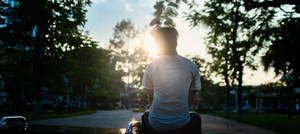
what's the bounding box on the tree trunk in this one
[31,0,43,117]
[224,39,230,118]
[287,86,292,119]
[237,65,243,121]
[225,81,230,118]
[32,0,48,116]
[32,24,43,117]
[231,1,243,121]
[287,80,294,119]
[284,73,294,119]
[225,80,230,118]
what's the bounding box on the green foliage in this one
[132,107,147,113]
[130,45,151,88]
[187,56,226,109]
[150,0,180,27]
[109,19,137,49]
[109,19,138,74]
[262,17,300,82]
[0,0,93,102]
[0,0,123,111]
[109,19,151,89]
[185,0,276,85]
[64,46,123,101]
[183,0,278,120]
[188,55,214,88]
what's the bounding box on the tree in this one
[243,0,300,12]
[109,19,137,75]
[189,56,214,88]
[0,0,93,115]
[130,45,151,88]
[241,0,300,119]
[149,0,232,114]
[109,19,138,108]
[0,0,37,114]
[64,46,123,108]
[189,56,234,112]
[150,0,180,27]
[183,0,276,121]
[262,17,299,83]
[149,0,233,117]
[262,17,300,118]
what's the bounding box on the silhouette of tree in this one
[0,0,93,115]
[262,18,299,82]
[241,0,300,119]
[262,17,300,118]
[243,0,300,12]
[189,56,214,88]
[182,0,276,121]
[150,0,179,27]
[64,46,123,108]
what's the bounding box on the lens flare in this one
[119,128,126,134]
[130,118,137,122]
[143,34,157,57]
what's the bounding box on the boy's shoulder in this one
[148,55,197,68]
[177,56,198,68]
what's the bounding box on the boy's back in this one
[142,55,201,131]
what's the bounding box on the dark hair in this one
[151,27,178,49]
[151,27,179,40]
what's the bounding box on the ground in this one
[31,110,277,134]
[201,114,277,134]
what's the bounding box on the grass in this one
[200,112,300,134]
[0,109,96,121]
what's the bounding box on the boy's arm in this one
[189,64,202,107]
[188,90,198,106]
[146,89,153,106]
[142,64,153,106]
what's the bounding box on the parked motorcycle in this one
[0,116,28,133]
[125,120,141,134]
[125,114,202,134]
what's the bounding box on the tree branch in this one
[244,0,300,10]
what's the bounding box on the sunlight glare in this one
[143,33,157,57]
[131,118,137,122]
[119,128,126,134]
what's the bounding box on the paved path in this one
[32,110,277,134]
[201,115,277,134]
[32,110,143,128]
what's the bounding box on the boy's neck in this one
[158,49,178,56]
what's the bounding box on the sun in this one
[143,33,157,57]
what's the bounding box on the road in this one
[32,110,277,134]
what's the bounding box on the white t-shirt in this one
[142,55,201,131]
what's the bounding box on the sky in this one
[85,0,278,85]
